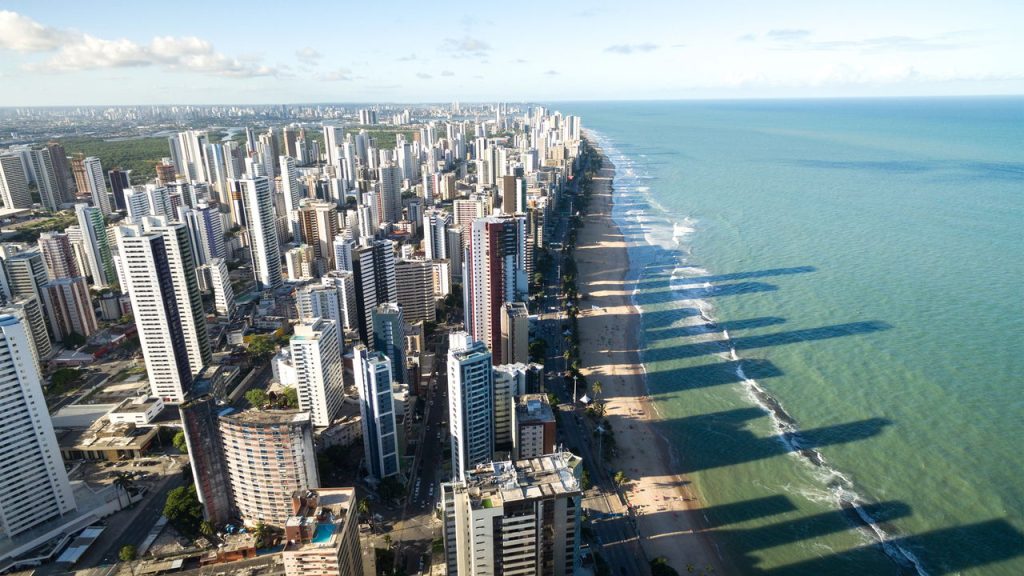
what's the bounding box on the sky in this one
[0,0,1021,105]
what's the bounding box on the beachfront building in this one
[512,394,556,460]
[219,409,320,527]
[441,452,583,576]
[448,332,494,480]
[281,488,363,576]
[464,215,528,357]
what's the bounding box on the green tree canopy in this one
[172,431,188,454]
[245,389,269,408]
[163,485,203,536]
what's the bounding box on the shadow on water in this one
[637,408,891,474]
[648,359,784,393]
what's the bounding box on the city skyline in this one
[1,1,1022,106]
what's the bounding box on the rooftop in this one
[221,408,309,427]
[458,452,582,511]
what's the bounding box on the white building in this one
[208,257,235,317]
[441,452,582,576]
[290,318,345,428]
[75,204,115,288]
[447,332,494,480]
[82,157,113,216]
[241,176,282,290]
[116,219,211,403]
[0,314,77,539]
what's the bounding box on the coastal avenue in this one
[537,168,652,576]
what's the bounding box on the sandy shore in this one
[574,149,726,575]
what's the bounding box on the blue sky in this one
[0,0,1021,105]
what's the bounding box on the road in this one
[75,463,187,570]
[390,334,450,575]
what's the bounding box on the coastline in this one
[574,141,728,574]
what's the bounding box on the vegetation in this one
[119,545,138,576]
[48,368,84,395]
[253,522,271,548]
[651,557,682,576]
[280,387,298,408]
[613,470,629,487]
[529,339,547,363]
[3,211,79,243]
[163,485,203,537]
[378,476,405,502]
[244,388,269,408]
[63,331,87,348]
[581,468,592,491]
[56,136,170,182]
[244,333,279,359]
[345,128,416,150]
[172,431,189,454]
[113,472,135,509]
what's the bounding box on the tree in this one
[591,380,602,398]
[113,472,134,509]
[245,389,269,408]
[253,522,270,548]
[163,485,203,536]
[119,545,138,576]
[358,498,370,519]
[529,339,547,363]
[64,331,86,348]
[200,520,215,540]
[383,534,392,550]
[49,368,82,393]
[281,387,298,408]
[613,470,629,487]
[172,431,188,454]
[650,557,681,576]
[245,333,278,359]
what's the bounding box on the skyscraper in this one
[38,232,80,279]
[0,314,77,539]
[28,148,61,211]
[279,155,302,240]
[45,142,73,204]
[372,303,406,384]
[423,209,451,261]
[465,215,528,355]
[351,240,396,343]
[82,157,113,216]
[75,203,115,287]
[42,276,98,342]
[298,200,339,274]
[498,302,529,365]
[378,164,403,224]
[179,394,232,526]
[219,409,319,526]
[447,332,494,480]
[241,176,282,290]
[0,154,32,209]
[108,168,131,211]
[282,488,363,576]
[207,257,235,317]
[290,318,345,428]
[395,258,436,325]
[441,452,582,576]
[117,219,211,403]
[168,130,210,184]
[353,345,400,481]
[295,275,354,345]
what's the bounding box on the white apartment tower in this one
[290,318,345,428]
[241,176,283,290]
[117,219,211,403]
[447,332,494,480]
[82,157,113,216]
[0,314,76,539]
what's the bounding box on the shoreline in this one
[574,140,729,574]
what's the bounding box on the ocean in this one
[561,98,1024,575]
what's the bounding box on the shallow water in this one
[563,98,1024,575]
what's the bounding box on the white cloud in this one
[605,43,659,55]
[295,47,321,64]
[5,10,276,78]
[440,36,491,57]
[0,10,64,51]
[441,70,455,76]
[416,72,433,79]
[320,67,354,81]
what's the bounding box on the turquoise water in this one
[563,98,1024,575]
[312,521,336,543]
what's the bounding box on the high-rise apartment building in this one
[0,314,77,539]
[28,148,61,211]
[219,410,320,527]
[75,204,115,287]
[207,257,235,317]
[179,394,233,526]
[42,276,98,342]
[423,209,451,261]
[82,157,113,216]
[282,488,363,576]
[465,215,528,356]
[395,258,436,325]
[371,303,406,384]
[298,200,339,274]
[295,274,354,345]
[241,176,282,290]
[378,164,403,224]
[352,345,400,481]
[448,332,494,480]
[279,155,302,240]
[351,240,396,343]
[441,452,582,576]
[108,168,131,212]
[498,302,529,366]
[290,318,345,428]
[512,394,556,460]
[117,219,211,403]
[0,154,32,209]
[38,232,80,279]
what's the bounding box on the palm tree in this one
[591,380,602,399]
[358,498,370,519]
[383,534,392,550]
[253,523,270,548]
[119,545,137,576]
[113,472,134,509]
[200,521,215,540]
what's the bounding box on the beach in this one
[574,148,725,574]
